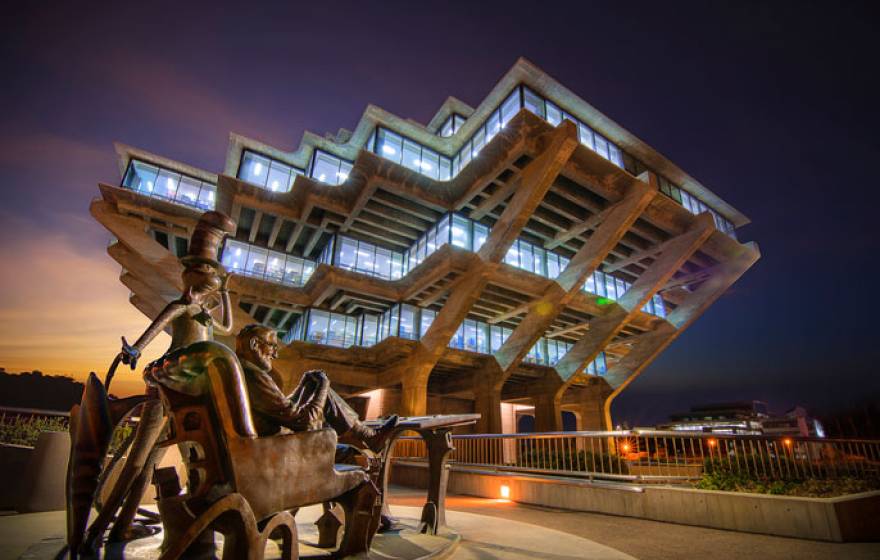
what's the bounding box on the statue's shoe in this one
[365,415,399,453]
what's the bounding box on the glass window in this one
[391,253,404,279]
[355,240,375,275]
[337,237,358,270]
[265,250,285,282]
[360,314,378,346]
[436,215,451,248]
[176,176,201,204]
[485,110,501,141]
[266,161,289,192]
[337,161,352,183]
[578,123,595,150]
[439,157,451,181]
[546,101,562,126]
[605,275,618,300]
[520,242,534,273]
[240,151,270,187]
[464,320,478,352]
[476,322,489,353]
[451,215,470,248]
[460,140,472,167]
[399,305,417,340]
[490,326,504,353]
[419,309,435,338]
[472,128,486,157]
[374,246,392,279]
[123,160,159,194]
[505,242,519,266]
[523,87,545,118]
[584,271,596,294]
[421,149,440,179]
[440,118,454,138]
[154,169,180,200]
[197,183,216,209]
[473,223,488,251]
[245,246,269,278]
[594,135,610,160]
[616,278,628,299]
[548,253,561,279]
[500,89,521,126]
[402,139,421,172]
[376,129,403,163]
[307,310,330,344]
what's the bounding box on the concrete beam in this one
[600,242,760,428]
[383,121,579,416]
[554,213,715,384]
[491,179,656,384]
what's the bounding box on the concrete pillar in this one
[533,391,563,433]
[473,376,503,434]
[400,372,430,417]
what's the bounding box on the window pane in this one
[402,139,421,172]
[267,161,290,192]
[500,89,520,126]
[451,215,470,248]
[473,223,488,251]
[399,305,417,340]
[155,169,181,200]
[578,123,595,150]
[375,247,391,279]
[245,246,269,278]
[523,87,545,118]
[175,176,201,205]
[377,129,403,163]
[355,240,375,275]
[307,310,329,344]
[419,309,435,338]
[123,161,159,193]
[546,101,562,126]
[197,183,216,209]
[311,152,339,184]
[265,250,285,282]
[240,151,270,186]
[337,237,358,270]
[361,314,378,346]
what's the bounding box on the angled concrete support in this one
[532,375,566,433]
[554,212,716,385]
[382,122,579,417]
[601,242,761,428]
[492,178,657,381]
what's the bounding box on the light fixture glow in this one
[207,191,214,201]
[253,162,263,176]
[166,177,175,190]
[499,485,510,499]
[146,181,154,192]
[235,248,242,256]
[319,173,327,181]
[271,180,279,191]
[381,145,396,156]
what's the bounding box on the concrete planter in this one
[0,443,34,509]
[391,460,880,542]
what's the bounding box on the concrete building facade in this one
[92,58,759,433]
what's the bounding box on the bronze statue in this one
[234,324,398,450]
[67,211,238,556]
[118,211,237,389]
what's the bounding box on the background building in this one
[660,401,825,437]
[92,58,758,433]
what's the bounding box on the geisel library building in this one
[92,58,759,434]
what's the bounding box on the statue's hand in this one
[120,336,141,370]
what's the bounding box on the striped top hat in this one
[180,211,237,270]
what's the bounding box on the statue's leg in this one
[84,399,165,548]
[108,445,167,542]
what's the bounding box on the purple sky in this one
[1,1,878,424]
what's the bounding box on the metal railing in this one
[391,430,880,484]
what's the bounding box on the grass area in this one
[0,413,132,452]
[0,414,68,447]
[695,458,880,497]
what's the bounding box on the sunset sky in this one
[1,1,878,423]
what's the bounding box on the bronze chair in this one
[149,340,381,559]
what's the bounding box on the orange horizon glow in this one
[0,225,169,397]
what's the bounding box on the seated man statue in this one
[235,324,397,452]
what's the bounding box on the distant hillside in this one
[0,368,85,412]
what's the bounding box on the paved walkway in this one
[387,487,880,560]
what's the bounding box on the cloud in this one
[0,221,169,396]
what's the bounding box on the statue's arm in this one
[120,302,186,368]
[212,275,234,336]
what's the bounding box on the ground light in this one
[499,485,511,500]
